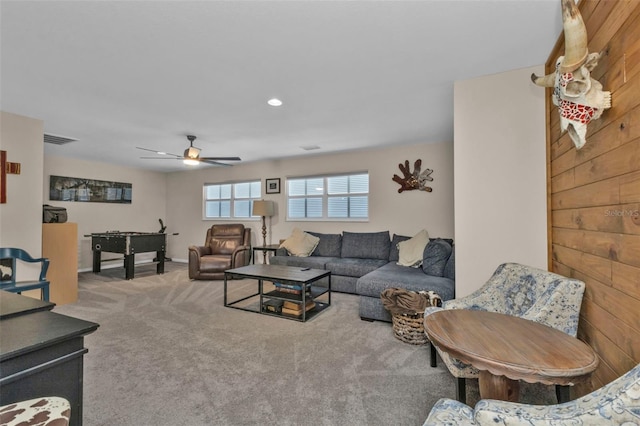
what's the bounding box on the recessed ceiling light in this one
[267,98,283,107]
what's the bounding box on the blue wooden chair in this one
[0,247,50,301]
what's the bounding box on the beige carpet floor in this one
[54,262,458,426]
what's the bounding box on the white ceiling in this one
[1,0,563,172]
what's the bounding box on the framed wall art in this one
[265,178,280,194]
[49,175,132,203]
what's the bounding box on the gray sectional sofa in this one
[269,230,455,322]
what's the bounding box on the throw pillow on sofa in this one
[388,234,411,262]
[397,229,429,267]
[422,239,452,276]
[443,245,455,280]
[280,228,320,257]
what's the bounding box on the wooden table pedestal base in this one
[479,370,520,402]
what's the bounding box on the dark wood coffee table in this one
[424,309,598,401]
[224,264,331,322]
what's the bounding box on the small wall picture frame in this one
[265,178,281,194]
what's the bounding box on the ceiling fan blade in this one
[137,147,184,158]
[199,159,234,167]
[199,156,241,161]
[136,146,160,153]
[139,157,185,160]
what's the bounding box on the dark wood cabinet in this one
[0,290,54,319]
[0,291,98,426]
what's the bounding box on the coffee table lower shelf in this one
[224,264,332,322]
[261,287,330,321]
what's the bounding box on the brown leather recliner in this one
[188,224,251,280]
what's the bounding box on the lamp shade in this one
[253,200,274,217]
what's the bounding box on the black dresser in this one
[0,290,99,426]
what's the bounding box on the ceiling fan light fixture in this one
[183,158,199,166]
[138,134,239,167]
[184,146,201,159]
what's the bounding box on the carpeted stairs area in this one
[53,262,456,426]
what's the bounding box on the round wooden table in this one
[424,309,599,401]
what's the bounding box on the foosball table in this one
[89,231,166,280]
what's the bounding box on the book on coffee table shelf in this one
[273,287,308,295]
[282,299,316,317]
[273,282,313,290]
[272,281,314,296]
[262,299,284,314]
[274,282,304,290]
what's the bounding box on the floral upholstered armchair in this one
[423,363,640,425]
[424,263,586,402]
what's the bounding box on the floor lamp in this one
[253,200,275,263]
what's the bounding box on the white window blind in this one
[287,173,369,221]
[204,180,261,219]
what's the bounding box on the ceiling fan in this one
[137,135,241,167]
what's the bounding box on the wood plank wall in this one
[546,0,640,394]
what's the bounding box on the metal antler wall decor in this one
[392,159,433,193]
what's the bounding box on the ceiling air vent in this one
[44,133,77,145]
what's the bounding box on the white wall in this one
[453,65,547,297]
[166,141,454,262]
[5,68,545,291]
[44,156,167,270]
[0,112,44,253]
[0,111,45,283]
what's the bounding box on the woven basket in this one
[391,312,428,345]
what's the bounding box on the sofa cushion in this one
[279,228,320,257]
[331,275,359,294]
[356,262,455,301]
[397,229,429,267]
[269,255,336,270]
[341,231,390,260]
[388,234,411,262]
[422,239,452,277]
[326,258,388,278]
[307,232,342,257]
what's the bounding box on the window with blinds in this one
[204,180,261,219]
[287,173,369,220]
